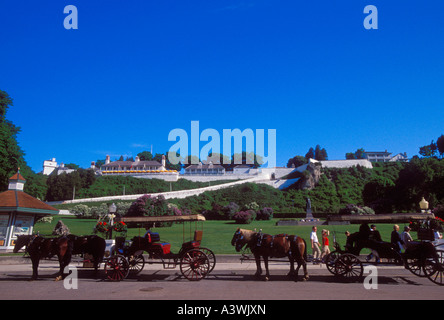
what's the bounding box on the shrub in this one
[433,204,444,220]
[257,207,273,220]
[339,204,375,215]
[72,204,92,218]
[233,211,253,224]
[224,202,239,220]
[89,204,109,219]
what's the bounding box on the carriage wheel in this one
[104,255,130,281]
[334,254,363,281]
[180,249,210,281]
[424,249,444,286]
[199,247,216,273]
[128,254,145,274]
[405,257,427,277]
[324,251,340,275]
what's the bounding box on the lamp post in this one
[108,203,117,239]
[419,197,429,213]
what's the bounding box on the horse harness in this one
[28,235,71,259]
[256,232,298,255]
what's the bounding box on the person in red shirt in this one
[320,229,330,262]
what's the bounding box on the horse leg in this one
[93,254,101,277]
[30,255,39,281]
[288,254,296,278]
[300,246,309,281]
[254,253,263,278]
[55,241,72,281]
[302,259,309,281]
[93,257,99,276]
[263,256,270,281]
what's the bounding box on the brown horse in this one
[13,235,72,281]
[231,228,309,281]
[67,234,106,275]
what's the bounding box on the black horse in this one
[13,235,72,281]
[68,235,106,275]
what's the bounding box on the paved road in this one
[0,258,443,301]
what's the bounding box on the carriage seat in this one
[181,230,203,250]
[417,228,435,241]
[145,232,160,243]
[151,242,171,254]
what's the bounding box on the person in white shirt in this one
[310,226,321,264]
[401,226,414,249]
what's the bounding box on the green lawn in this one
[33,217,415,255]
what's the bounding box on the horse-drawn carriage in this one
[324,220,444,285]
[104,214,216,281]
[13,214,215,282]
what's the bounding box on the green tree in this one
[305,147,315,160]
[392,157,444,211]
[345,152,356,159]
[0,90,31,191]
[46,169,96,201]
[345,148,365,160]
[436,134,444,158]
[363,176,395,213]
[137,151,153,161]
[64,163,80,169]
[419,141,438,158]
[287,155,307,168]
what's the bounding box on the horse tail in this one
[302,238,308,262]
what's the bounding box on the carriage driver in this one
[366,225,382,263]
[144,223,155,238]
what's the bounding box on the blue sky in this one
[1,0,443,172]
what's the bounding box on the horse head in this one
[13,235,34,253]
[231,228,252,252]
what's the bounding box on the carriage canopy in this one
[121,214,206,225]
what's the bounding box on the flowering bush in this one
[224,202,240,220]
[233,211,253,224]
[94,221,109,233]
[339,204,375,215]
[433,204,444,220]
[112,221,127,233]
[410,218,444,232]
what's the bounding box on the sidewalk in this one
[0,254,405,271]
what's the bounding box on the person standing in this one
[310,226,321,264]
[320,229,330,262]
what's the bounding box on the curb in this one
[0,254,244,265]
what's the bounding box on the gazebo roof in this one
[0,190,59,215]
[0,171,58,215]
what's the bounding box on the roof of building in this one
[185,164,225,170]
[9,172,26,181]
[1,171,58,215]
[0,190,58,214]
[101,160,162,168]
[365,151,392,155]
[234,164,253,168]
